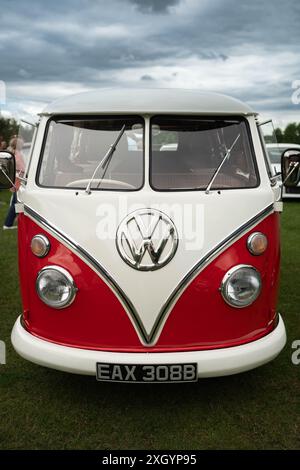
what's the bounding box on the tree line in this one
[275,123,300,144]
[0,116,33,145]
[0,116,19,142]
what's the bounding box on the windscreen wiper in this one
[205,133,240,194]
[85,124,126,194]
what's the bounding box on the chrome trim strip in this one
[24,203,274,346]
[24,205,149,345]
[147,204,274,343]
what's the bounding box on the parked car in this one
[1,89,299,381]
[160,143,178,151]
[266,143,300,199]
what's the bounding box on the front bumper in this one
[11,315,286,378]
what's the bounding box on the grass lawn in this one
[0,192,299,450]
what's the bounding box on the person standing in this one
[0,140,7,150]
[3,137,25,230]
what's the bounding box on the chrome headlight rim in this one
[220,264,262,308]
[36,265,77,309]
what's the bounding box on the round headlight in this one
[31,234,50,258]
[220,265,261,308]
[36,266,77,309]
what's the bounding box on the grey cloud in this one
[0,0,299,122]
[140,74,155,81]
[128,0,180,14]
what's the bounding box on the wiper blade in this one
[205,133,240,194]
[85,124,126,194]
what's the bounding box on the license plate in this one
[96,363,198,383]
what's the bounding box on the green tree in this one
[283,122,300,144]
[0,116,19,144]
[0,116,34,147]
[275,127,284,143]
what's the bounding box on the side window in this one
[18,119,38,177]
[257,120,276,178]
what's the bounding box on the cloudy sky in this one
[1,0,300,127]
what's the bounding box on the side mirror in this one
[281,149,300,187]
[0,151,16,189]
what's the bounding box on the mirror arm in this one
[0,164,17,190]
[17,174,27,183]
[281,161,300,186]
[269,174,280,185]
[270,172,281,181]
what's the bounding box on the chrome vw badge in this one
[116,209,178,271]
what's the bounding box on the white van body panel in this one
[18,116,276,344]
[11,90,286,378]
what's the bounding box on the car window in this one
[38,116,144,190]
[150,116,259,191]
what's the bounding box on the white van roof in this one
[41,88,255,116]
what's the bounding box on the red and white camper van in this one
[1,89,299,382]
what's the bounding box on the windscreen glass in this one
[38,116,144,190]
[150,116,258,190]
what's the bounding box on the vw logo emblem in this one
[116,209,178,271]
